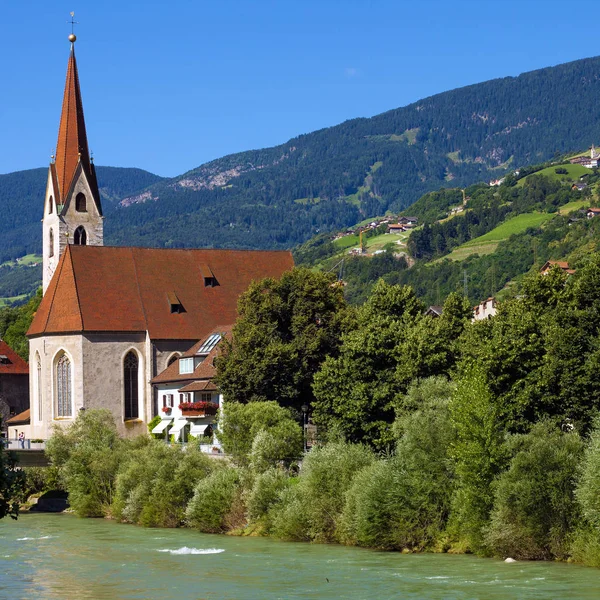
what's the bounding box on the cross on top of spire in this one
[67,11,78,42]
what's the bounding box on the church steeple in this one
[53,36,100,207]
[55,40,91,202]
[42,33,104,294]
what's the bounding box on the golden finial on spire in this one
[68,11,78,42]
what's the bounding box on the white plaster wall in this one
[28,334,83,440]
[81,333,147,438]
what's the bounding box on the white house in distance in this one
[473,297,497,321]
[151,327,231,452]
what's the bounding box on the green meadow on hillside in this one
[517,163,590,186]
[442,212,555,261]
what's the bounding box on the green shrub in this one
[572,416,600,566]
[575,416,600,528]
[449,367,506,551]
[341,393,454,550]
[571,526,600,567]
[45,409,126,517]
[113,440,214,527]
[249,422,302,474]
[246,468,292,530]
[140,445,215,527]
[147,415,162,438]
[270,442,374,542]
[485,421,583,560]
[217,401,301,466]
[186,467,241,533]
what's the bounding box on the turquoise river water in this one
[0,513,599,599]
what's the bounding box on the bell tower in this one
[43,33,103,293]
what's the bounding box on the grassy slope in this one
[442,213,555,261]
[516,164,590,186]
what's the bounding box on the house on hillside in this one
[26,34,294,441]
[569,145,600,169]
[0,340,29,437]
[539,261,575,275]
[587,208,600,219]
[151,327,230,452]
[425,306,443,318]
[473,297,497,321]
[398,217,418,226]
[387,223,404,234]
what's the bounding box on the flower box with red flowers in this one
[178,401,218,417]
[161,406,172,414]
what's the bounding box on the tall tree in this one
[215,268,349,411]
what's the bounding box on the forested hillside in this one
[106,55,600,250]
[0,167,164,263]
[296,160,600,305]
[4,55,600,300]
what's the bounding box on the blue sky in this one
[1,0,598,177]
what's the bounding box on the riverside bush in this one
[449,367,506,551]
[248,423,303,473]
[270,442,374,542]
[341,391,454,550]
[112,440,173,524]
[217,401,301,466]
[139,445,215,527]
[45,409,126,517]
[246,468,292,530]
[113,441,214,527]
[186,467,241,533]
[485,421,583,560]
[572,416,600,566]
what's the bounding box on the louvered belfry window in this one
[124,351,139,419]
[56,354,72,417]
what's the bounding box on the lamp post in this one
[301,404,309,453]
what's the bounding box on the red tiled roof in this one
[178,381,218,393]
[28,247,292,339]
[540,260,576,275]
[6,409,30,425]
[0,341,29,375]
[151,326,232,384]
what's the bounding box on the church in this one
[26,34,294,439]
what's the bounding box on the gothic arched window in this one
[56,353,72,417]
[167,353,180,367]
[49,229,54,258]
[74,226,87,245]
[49,195,54,214]
[36,353,42,422]
[75,192,87,212]
[124,351,139,420]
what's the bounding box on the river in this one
[0,513,598,599]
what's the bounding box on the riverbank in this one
[3,513,599,600]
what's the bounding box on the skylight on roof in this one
[197,333,222,355]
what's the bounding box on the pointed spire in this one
[54,38,92,203]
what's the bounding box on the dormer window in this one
[167,291,184,314]
[0,355,10,365]
[200,264,218,287]
[179,357,194,374]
